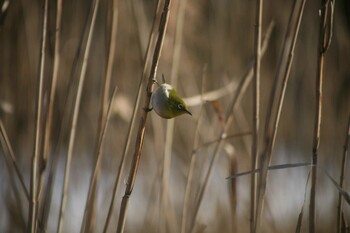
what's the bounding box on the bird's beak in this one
[185,109,192,116]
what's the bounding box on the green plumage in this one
[151,83,191,119]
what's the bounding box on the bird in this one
[150,79,192,119]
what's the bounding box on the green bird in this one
[151,82,192,119]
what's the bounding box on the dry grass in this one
[0,0,349,233]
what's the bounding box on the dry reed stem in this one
[116,1,172,232]
[37,0,62,230]
[188,22,274,233]
[102,1,162,232]
[226,162,312,179]
[234,106,253,156]
[337,115,349,233]
[251,0,263,231]
[255,0,306,231]
[38,4,96,231]
[180,110,204,233]
[130,0,148,55]
[27,0,48,232]
[180,65,206,233]
[82,0,119,232]
[39,0,62,197]
[228,149,238,233]
[0,120,29,199]
[195,132,252,151]
[57,0,101,232]
[183,79,237,107]
[295,171,311,233]
[79,87,118,233]
[161,0,187,232]
[0,120,27,229]
[310,1,334,232]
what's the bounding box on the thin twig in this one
[324,170,350,205]
[116,1,172,232]
[255,0,306,231]
[101,1,162,232]
[337,115,349,233]
[226,162,313,179]
[310,0,334,232]
[27,0,48,232]
[57,0,100,232]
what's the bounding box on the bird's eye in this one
[177,104,183,110]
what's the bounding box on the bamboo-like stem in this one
[255,0,306,231]
[27,0,48,232]
[79,87,118,233]
[337,115,350,233]
[161,0,186,232]
[188,23,274,233]
[101,1,162,233]
[251,0,263,231]
[57,0,100,232]
[82,0,118,232]
[116,1,172,232]
[310,1,334,232]
[37,0,62,230]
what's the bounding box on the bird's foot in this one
[143,107,153,112]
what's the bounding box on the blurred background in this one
[0,0,349,232]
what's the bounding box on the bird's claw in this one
[143,107,153,112]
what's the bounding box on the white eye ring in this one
[177,104,183,110]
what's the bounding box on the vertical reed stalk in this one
[0,120,27,230]
[337,115,350,233]
[101,1,162,232]
[251,0,263,232]
[310,1,334,232]
[37,0,62,230]
[161,0,186,232]
[82,0,118,232]
[255,0,306,231]
[116,1,172,232]
[27,0,48,232]
[0,120,29,199]
[188,23,273,233]
[180,65,206,233]
[79,87,118,233]
[57,0,101,232]
[38,3,95,231]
